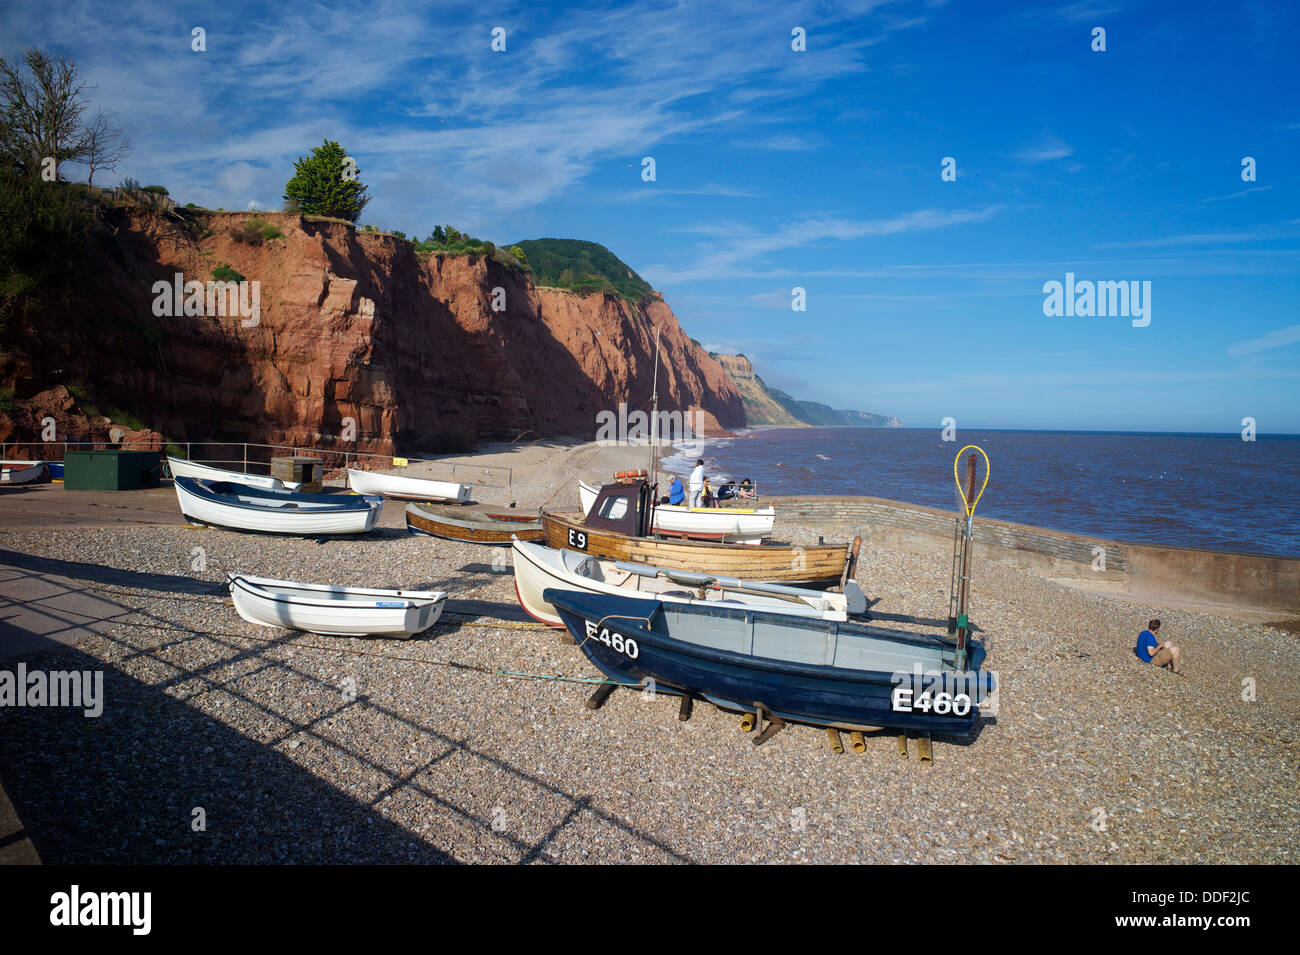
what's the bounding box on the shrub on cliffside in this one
[282,139,370,222]
[0,169,99,331]
[510,238,652,303]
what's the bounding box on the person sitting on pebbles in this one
[1135,618,1185,675]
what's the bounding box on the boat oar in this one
[658,570,829,608]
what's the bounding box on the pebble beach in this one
[1,439,1296,864]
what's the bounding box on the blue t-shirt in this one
[668,477,685,505]
[1135,629,1159,663]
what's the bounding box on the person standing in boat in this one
[1135,618,1185,675]
[668,474,686,505]
[688,458,705,508]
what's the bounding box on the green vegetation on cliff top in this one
[509,238,653,303]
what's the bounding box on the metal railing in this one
[0,440,514,492]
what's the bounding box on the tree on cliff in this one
[0,47,130,183]
[282,139,370,221]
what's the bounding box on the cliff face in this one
[711,352,900,428]
[0,211,746,453]
[710,354,804,427]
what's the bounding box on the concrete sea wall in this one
[769,495,1299,615]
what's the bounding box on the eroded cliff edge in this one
[0,211,746,454]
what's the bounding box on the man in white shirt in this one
[688,458,705,508]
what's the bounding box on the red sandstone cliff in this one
[0,211,746,454]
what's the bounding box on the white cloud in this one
[1228,325,1300,360]
[1015,135,1074,163]
[1201,185,1276,203]
[0,0,930,229]
[645,205,1003,283]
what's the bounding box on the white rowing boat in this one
[346,468,471,502]
[0,461,47,485]
[168,455,299,490]
[578,479,774,544]
[228,573,446,637]
[173,477,382,535]
[511,538,865,627]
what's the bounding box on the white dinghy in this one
[168,455,299,491]
[173,477,382,535]
[578,479,774,544]
[228,574,446,638]
[511,538,865,627]
[346,468,471,503]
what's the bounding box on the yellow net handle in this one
[953,445,990,516]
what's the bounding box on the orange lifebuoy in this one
[613,468,648,480]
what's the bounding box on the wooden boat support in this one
[826,728,844,754]
[751,704,786,746]
[586,681,618,710]
[917,733,934,764]
[842,536,863,590]
[677,695,693,722]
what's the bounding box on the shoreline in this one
[1,435,1296,863]
[652,429,1300,561]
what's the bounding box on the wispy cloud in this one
[1015,135,1074,163]
[1092,225,1300,249]
[1228,324,1300,359]
[1201,185,1276,203]
[646,206,1004,282]
[610,184,763,202]
[0,0,928,232]
[1056,3,1118,23]
[742,134,820,151]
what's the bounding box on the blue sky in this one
[5,0,1298,432]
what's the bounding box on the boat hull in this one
[579,480,773,543]
[545,589,991,735]
[406,502,543,544]
[0,462,48,485]
[511,539,849,627]
[347,468,471,503]
[228,574,445,637]
[174,478,382,535]
[541,510,847,588]
[168,456,295,490]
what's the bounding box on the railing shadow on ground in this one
[0,563,692,864]
[0,549,224,596]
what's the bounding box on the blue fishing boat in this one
[543,588,994,736]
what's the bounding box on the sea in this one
[661,428,1300,559]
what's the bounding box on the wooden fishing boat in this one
[544,588,993,736]
[543,478,856,589]
[0,461,47,484]
[512,538,865,627]
[578,479,774,543]
[405,501,542,544]
[173,477,383,535]
[228,573,446,638]
[347,468,471,503]
[168,455,298,490]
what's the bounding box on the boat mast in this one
[648,326,661,488]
